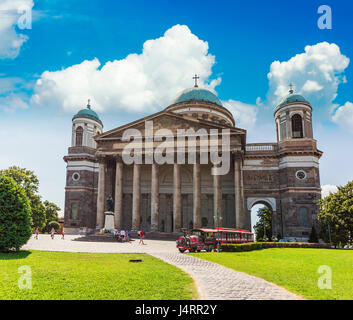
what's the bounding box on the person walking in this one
[139,230,145,245]
[125,230,130,242]
[120,229,125,242]
[50,227,55,239]
[35,228,39,240]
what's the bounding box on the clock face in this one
[296,170,307,181]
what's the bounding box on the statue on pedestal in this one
[107,195,114,212]
[104,195,115,232]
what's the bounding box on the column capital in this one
[96,154,107,164]
[114,154,123,163]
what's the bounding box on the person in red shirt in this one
[139,230,145,245]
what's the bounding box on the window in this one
[75,126,83,146]
[72,172,80,181]
[291,114,303,138]
[296,170,307,181]
[70,202,79,220]
[299,207,310,227]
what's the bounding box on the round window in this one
[72,172,80,181]
[296,170,307,181]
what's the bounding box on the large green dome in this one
[172,87,223,107]
[73,104,102,124]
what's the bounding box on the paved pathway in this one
[150,252,302,300]
[23,234,302,300]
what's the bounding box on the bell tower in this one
[63,100,103,234]
[275,84,313,142]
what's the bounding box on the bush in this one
[0,175,32,252]
[221,242,331,252]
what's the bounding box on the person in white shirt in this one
[120,229,125,241]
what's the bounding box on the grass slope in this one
[0,250,196,300]
[191,248,353,300]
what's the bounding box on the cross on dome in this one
[289,83,294,94]
[193,74,200,88]
[87,99,91,109]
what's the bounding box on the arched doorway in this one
[247,197,277,241]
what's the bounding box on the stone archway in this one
[246,197,277,239]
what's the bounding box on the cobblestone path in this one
[150,252,302,300]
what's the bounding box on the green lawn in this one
[0,250,196,300]
[191,248,353,300]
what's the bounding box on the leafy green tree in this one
[0,166,46,230]
[318,180,353,248]
[0,175,32,252]
[30,194,46,230]
[309,226,319,243]
[43,201,60,233]
[254,207,272,241]
[0,166,39,198]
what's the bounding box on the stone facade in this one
[63,87,323,240]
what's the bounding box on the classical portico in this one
[94,138,247,233]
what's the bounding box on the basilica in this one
[63,82,323,240]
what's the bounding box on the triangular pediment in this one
[96,111,245,141]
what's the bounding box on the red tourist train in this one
[176,227,255,253]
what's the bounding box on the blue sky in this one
[0,0,352,219]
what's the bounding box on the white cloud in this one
[0,0,33,59]
[321,185,338,198]
[302,80,323,93]
[0,92,28,112]
[267,42,350,109]
[32,25,221,114]
[222,100,258,129]
[332,101,353,130]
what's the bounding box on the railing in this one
[245,143,278,152]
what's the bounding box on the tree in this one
[309,226,319,243]
[1,166,47,230]
[43,201,60,233]
[0,175,32,252]
[30,194,46,230]
[0,166,39,198]
[318,180,353,248]
[253,207,272,241]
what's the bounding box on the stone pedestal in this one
[104,211,115,232]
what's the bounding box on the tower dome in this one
[71,100,103,148]
[73,101,102,125]
[274,85,313,141]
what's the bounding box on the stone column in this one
[193,162,201,228]
[132,163,141,230]
[173,163,182,232]
[234,156,246,229]
[151,163,159,231]
[114,158,123,229]
[96,160,106,228]
[213,164,222,228]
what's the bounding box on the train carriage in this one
[176,227,254,253]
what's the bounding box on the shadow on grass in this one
[0,250,32,260]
